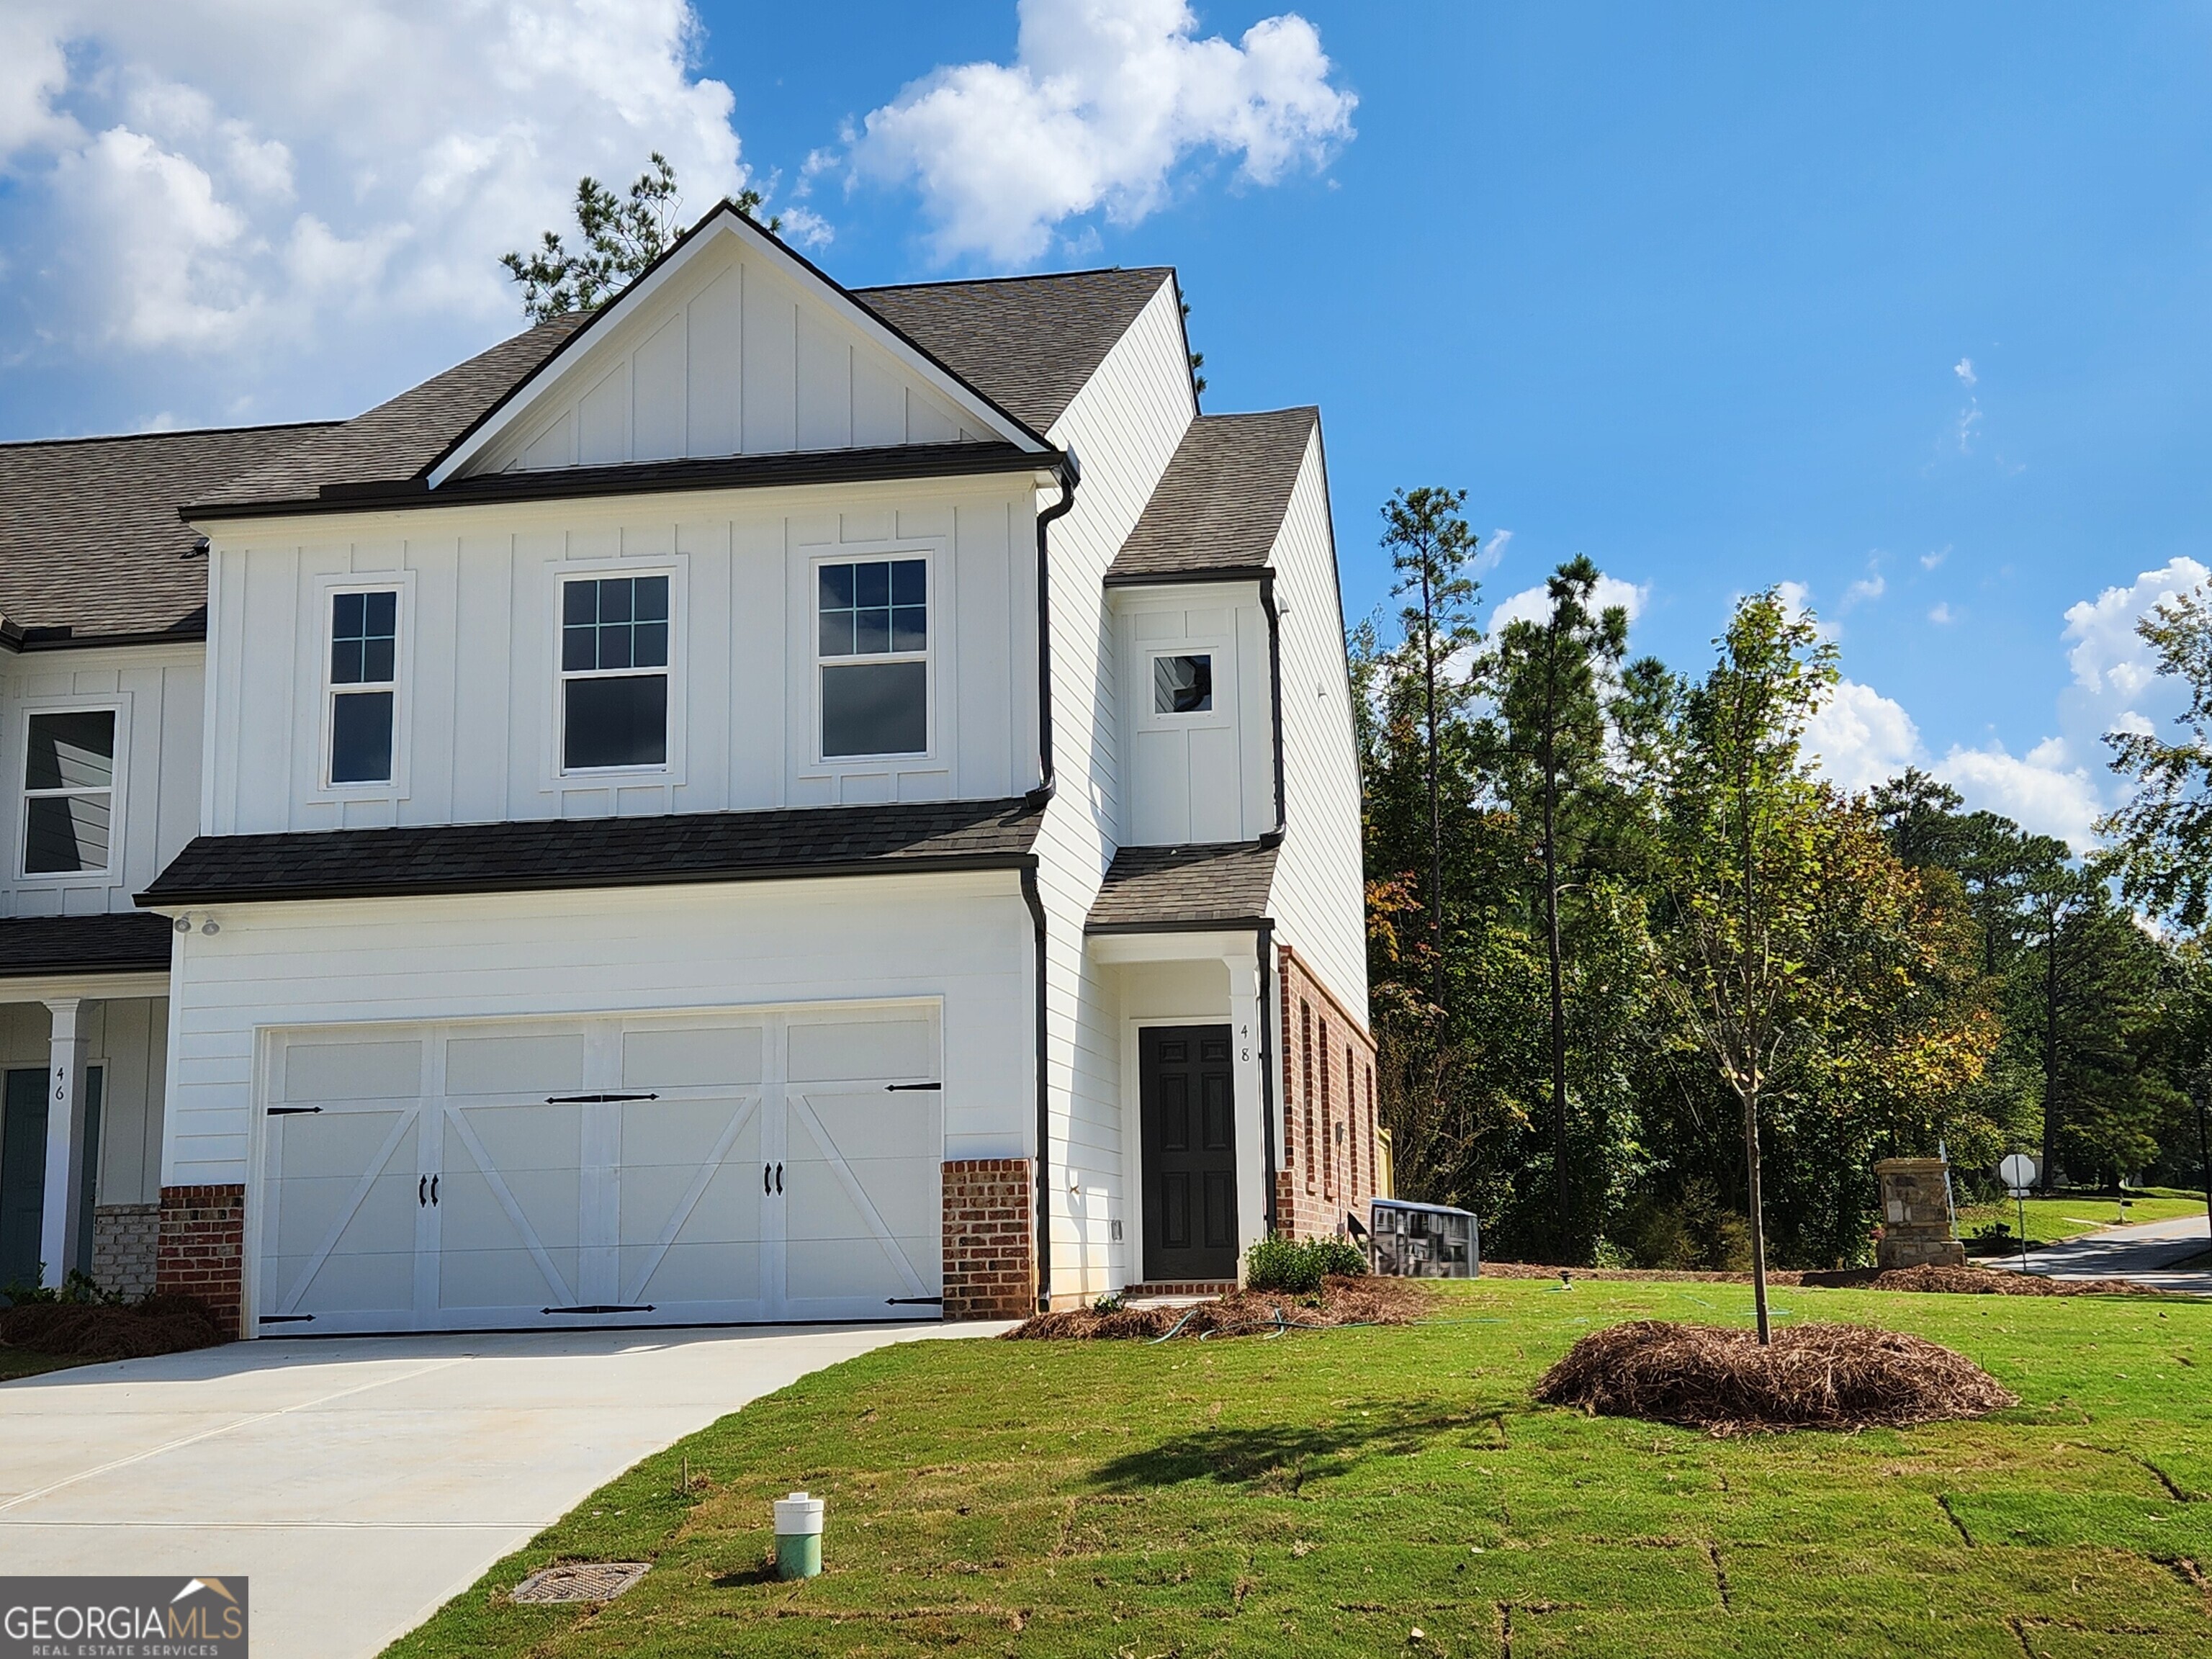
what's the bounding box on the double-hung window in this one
[22,710,117,875]
[562,573,670,770]
[328,589,398,786]
[818,557,927,758]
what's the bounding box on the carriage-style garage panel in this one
[256,1002,943,1335]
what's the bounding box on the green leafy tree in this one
[2103,583,2212,930]
[503,154,775,322]
[1483,556,1632,1255]
[1648,590,1838,1339]
[1379,488,1482,1004]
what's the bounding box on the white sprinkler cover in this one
[775,1492,825,1535]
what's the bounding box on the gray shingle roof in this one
[855,269,1174,435]
[0,912,174,978]
[0,422,334,644]
[140,797,1043,905]
[1106,408,1318,583]
[1086,841,1280,932]
[188,314,589,511]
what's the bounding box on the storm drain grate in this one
[510,1562,652,1604]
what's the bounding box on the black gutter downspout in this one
[1258,919,1279,1236]
[1259,570,1287,846]
[1020,862,1053,1313]
[1025,454,1081,808]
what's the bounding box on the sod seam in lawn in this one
[383,1281,2212,1659]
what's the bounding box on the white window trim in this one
[811,549,937,765]
[546,556,688,785]
[315,573,415,799]
[16,694,130,883]
[1143,642,1233,730]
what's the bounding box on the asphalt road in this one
[1988,1210,2212,1294]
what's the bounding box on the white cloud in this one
[0,2,750,418]
[1475,526,1512,575]
[2062,557,2211,697]
[848,0,1356,264]
[1843,574,1884,608]
[1920,546,1948,570]
[1936,739,2103,852]
[1954,356,1977,389]
[1488,574,1647,635]
[1928,602,1955,625]
[1804,678,1921,793]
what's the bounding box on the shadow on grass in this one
[709,1559,783,1588]
[1088,1405,1507,1492]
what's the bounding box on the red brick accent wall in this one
[1274,948,1379,1243]
[157,1184,246,1340]
[942,1158,1036,1321]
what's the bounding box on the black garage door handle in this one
[419,1176,427,1207]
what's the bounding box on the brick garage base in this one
[943,1158,1036,1321]
[91,1203,161,1301]
[157,1184,246,1340]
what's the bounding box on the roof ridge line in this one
[0,418,345,452]
[853,266,1173,295]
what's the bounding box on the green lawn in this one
[1957,1194,2207,1249]
[385,1280,2211,1659]
[0,1346,87,1382]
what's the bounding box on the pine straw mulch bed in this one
[1003,1274,1431,1341]
[0,1295,227,1362]
[1869,1264,2161,1297]
[1485,1260,2177,1296]
[1534,1318,2017,1435]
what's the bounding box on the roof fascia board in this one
[139,848,1039,908]
[1085,914,1269,936]
[0,969,169,1000]
[1102,565,1269,589]
[427,204,1048,488]
[187,457,1059,544]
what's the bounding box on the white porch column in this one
[40,997,96,1288]
[1226,953,1269,1277]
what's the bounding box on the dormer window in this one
[562,573,670,770]
[818,557,928,758]
[1153,654,1213,714]
[328,589,398,786]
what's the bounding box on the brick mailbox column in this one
[156,1184,247,1339]
[942,1158,1037,1321]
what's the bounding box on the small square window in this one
[1154,654,1213,714]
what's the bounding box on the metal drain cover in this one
[511,1562,651,1604]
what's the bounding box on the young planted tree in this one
[1379,488,1482,1005]
[1650,591,1838,1341]
[503,154,775,321]
[1485,556,1631,1254]
[2103,583,2212,931]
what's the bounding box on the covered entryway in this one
[255,1004,943,1335]
[1138,1025,1239,1282]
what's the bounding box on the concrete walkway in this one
[1989,1210,2212,1294]
[0,1321,1008,1658]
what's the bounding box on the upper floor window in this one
[818,557,927,758]
[22,710,115,875]
[328,589,398,786]
[1153,653,1213,714]
[562,573,669,770]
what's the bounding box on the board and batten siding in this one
[199,476,1040,835]
[158,872,1032,1191]
[1113,581,1274,847]
[1027,273,1193,1299]
[1263,431,1367,1028]
[1,643,203,917]
[472,234,991,475]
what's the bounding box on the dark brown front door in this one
[1139,1025,1237,1282]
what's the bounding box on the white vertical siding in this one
[0,643,203,918]
[1027,274,1195,1300]
[1113,583,1274,846]
[201,477,1038,835]
[1265,432,1368,1026]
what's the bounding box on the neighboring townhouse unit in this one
[0,202,1375,1336]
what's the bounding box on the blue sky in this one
[4,1,2208,845]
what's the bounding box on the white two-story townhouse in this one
[0,202,1376,1338]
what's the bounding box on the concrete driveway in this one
[0,1321,1007,1658]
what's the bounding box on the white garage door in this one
[255,1006,943,1336]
